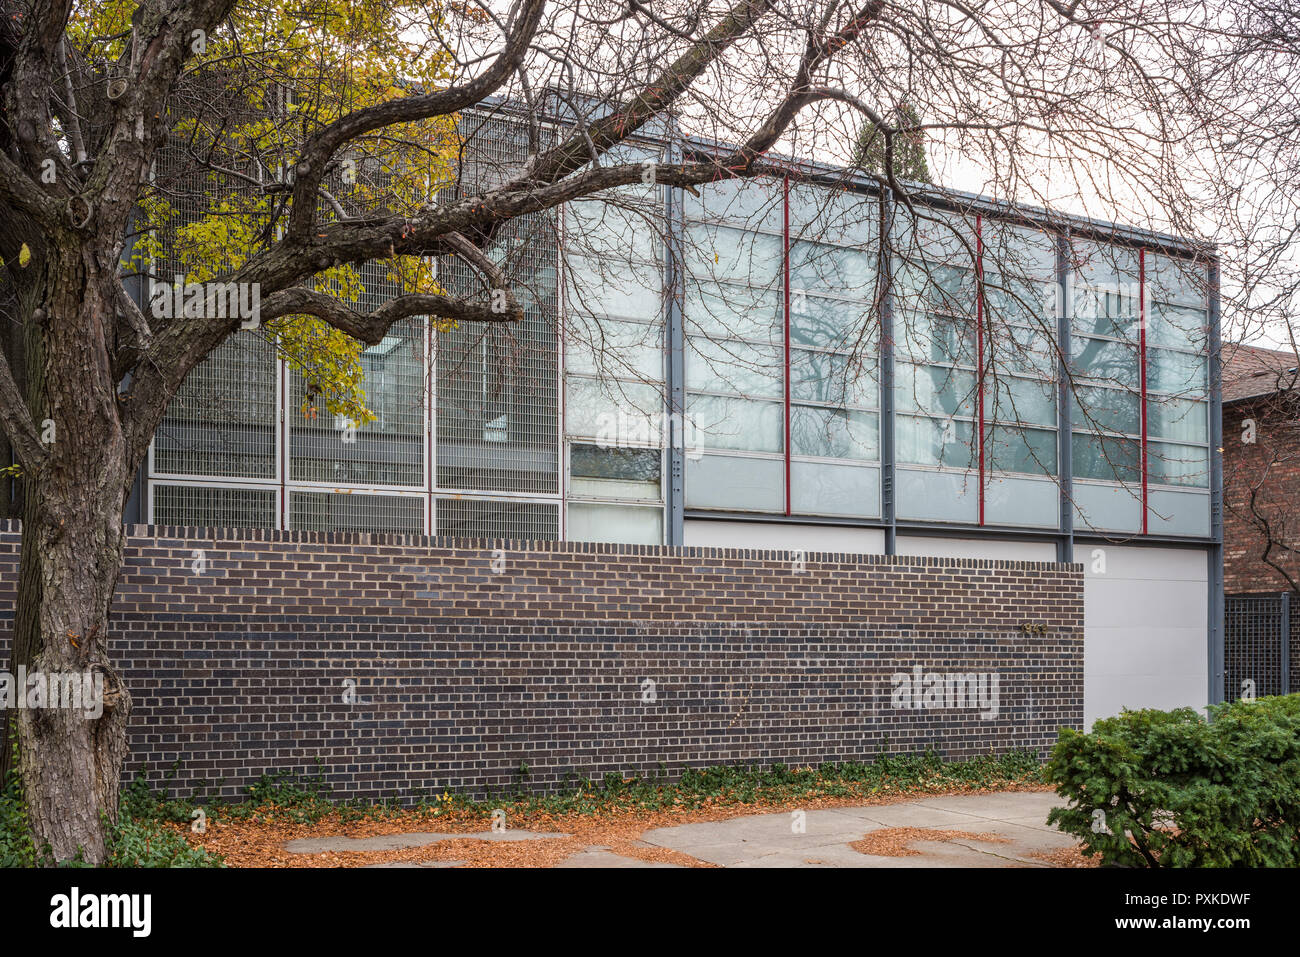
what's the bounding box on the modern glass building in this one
[131,105,1223,726]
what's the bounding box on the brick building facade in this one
[1222,343,1300,593]
[0,523,1082,801]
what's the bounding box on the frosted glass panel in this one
[894,262,977,319]
[789,241,874,297]
[1072,385,1139,436]
[1147,489,1210,537]
[897,415,977,469]
[896,363,977,417]
[684,281,782,344]
[685,394,783,452]
[792,350,878,408]
[1147,396,1208,444]
[566,377,663,444]
[1148,440,1209,488]
[790,406,878,460]
[986,375,1056,427]
[787,183,876,247]
[1147,252,1208,307]
[994,325,1055,378]
[790,293,873,350]
[896,309,977,366]
[896,467,979,523]
[1071,336,1139,388]
[566,199,661,262]
[568,502,663,544]
[565,256,662,322]
[1072,432,1140,483]
[686,338,783,398]
[683,224,782,283]
[986,425,1057,476]
[1149,303,1207,352]
[1073,481,1142,533]
[685,453,783,511]
[565,318,662,380]
[984,475,1058,528]
[1147,348,1208,398]
[684,177,784,230]
[790,461,879,517]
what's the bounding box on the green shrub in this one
[1,750,223,868]
[105,815,223,868]
[0,746,36,868]
[1046,694,1300,867]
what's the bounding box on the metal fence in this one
[1224,592,1295,702]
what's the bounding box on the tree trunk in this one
[9,249,133,864]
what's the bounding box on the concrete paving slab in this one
[364,860,465,868]
[283,793,1076,867]
[638,792,1074,868]
[556,846,681,868]
[827,803,997,829]
[286,829,568,854]
[913,791,1061,822]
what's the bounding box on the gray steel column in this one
[1055,227,1074,564]
[663,142,686,546]
[1208,257,1225,705]
[879,187,896,555]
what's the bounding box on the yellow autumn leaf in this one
[18,244,31,267]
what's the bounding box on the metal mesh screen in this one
[151,135,279,480]
[435,497,559,540]
[153,331,278,478]
[289,490,424,533]
[289,309,426,487]
[151,483,278,528]
[435,111,559,495]
[1224,593,1291,701]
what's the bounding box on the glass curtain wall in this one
[981,222,1060,527]
[786,183,881,517]
[1144,251,1212,536]
[681,177,882,518]
[562,142,668,543]
[682,177,788,511]
[146,130,1213,543]
[892,208,983,522]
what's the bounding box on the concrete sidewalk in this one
[560,791,1075,868]
[284,790,1078,868]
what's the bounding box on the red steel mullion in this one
[976,215,986,526]
[783,175,792,516]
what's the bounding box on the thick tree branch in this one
[0,351,48,472]
[283,0,549,245]
[261,286,523,342]
[506,0,778,190]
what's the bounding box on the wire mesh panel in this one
[150,134,279,481]
[1224,593,1289,701]
[436,110,559,497]
[435,497,559,540]
[152,331,278,478]
[151,483,278,528]
[288,308,427,488]
[289,489,425,533]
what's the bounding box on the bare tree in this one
[1223,355,1300,592]
[0,0,1218,861]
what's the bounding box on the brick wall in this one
[0,524,1084,801]
[1223,395,1300,593]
